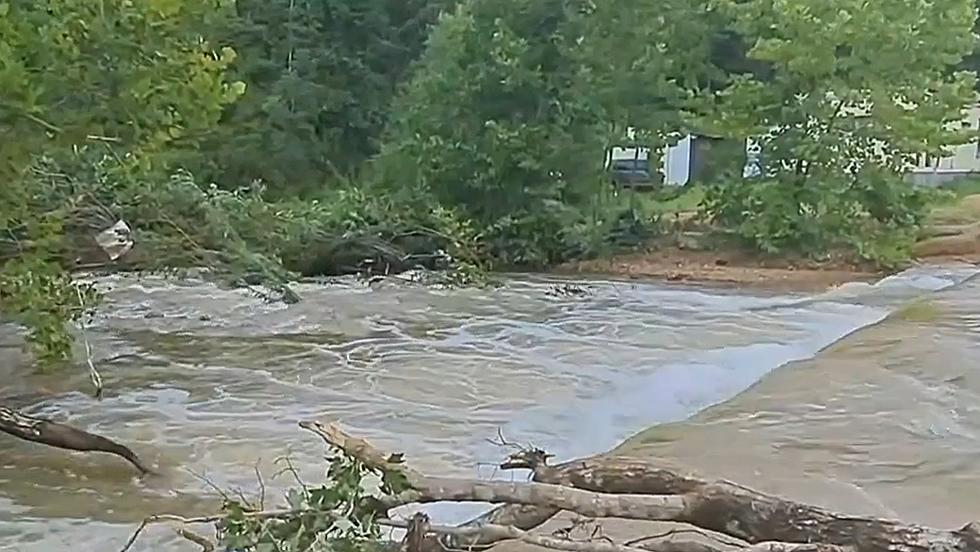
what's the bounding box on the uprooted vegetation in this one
[112,421,980,552]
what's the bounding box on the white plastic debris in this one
[95,219,134,261]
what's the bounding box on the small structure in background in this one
[606,133,746,188]
[605,145,655,187]
[608,102,980,189]
[907,104,980,187]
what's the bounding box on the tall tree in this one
[699,0,978,261]
[375,0,724,264]
[377,0,601,226]
[561,0,728,175]
[199,0,456,195]
[704,0,978,180]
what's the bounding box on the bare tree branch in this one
[0,406,151,474]
[120,420,979,552]
[299,420,980,552]
[520,456,980,552]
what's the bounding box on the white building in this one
[907,104,980,186]
[622,102,980,187]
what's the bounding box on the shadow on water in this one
[1,264,979,550]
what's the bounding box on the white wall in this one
[910,104,980,174]
[663,136,692,185]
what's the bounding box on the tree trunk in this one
[301,420,980,552]
[525,457,980,552]
[0,405,152,475]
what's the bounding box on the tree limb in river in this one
[386,514,840,552]
[0,405,152,475]
[299,420,980,552]
[502,454,980,552]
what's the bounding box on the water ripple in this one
[2,265,979,549]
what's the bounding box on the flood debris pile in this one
[120,421,979,552]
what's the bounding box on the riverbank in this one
[555,188,980,292]
[554,246,880,291]
[555,245,980,291]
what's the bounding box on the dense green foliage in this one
[218,453,389,552]
[197,0,457,193]
[0,0,243,363]
[1,0,978,364]
[698,0,978,266]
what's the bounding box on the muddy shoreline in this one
[555,246,980,292]
[554,189,980,292]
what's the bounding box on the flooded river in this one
[2,265,980,550]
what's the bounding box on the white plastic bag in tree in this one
[95,220,134,261]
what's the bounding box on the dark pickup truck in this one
[608,157,654,187]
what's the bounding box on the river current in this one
[2,265,979,550]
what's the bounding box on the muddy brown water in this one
[2,266,980,550]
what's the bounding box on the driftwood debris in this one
[0,405,152,475]
[299,420,980,552]
[119,421,978,552]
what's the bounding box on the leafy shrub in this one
[218,453,387,552]
[700,173,929,268]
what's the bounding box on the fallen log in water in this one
[121,421,979,552]
[299,421,980,552]
[0,405,152,475]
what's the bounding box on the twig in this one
[254,461,267,509]
[185,468,234,504]
[272,453,311,494]
[175,527,215,552]
[75,287,103,400]
[119,518,149,552]
[624,528,746,548]
[86,134,122,143]
[119,510,306,552]
[19,109,63,133]
[485,427,524,451]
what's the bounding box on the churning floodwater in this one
[1,264,979,550]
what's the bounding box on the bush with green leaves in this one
[701,172,931,268]
[217,453,390,552]
[696,0,978,267]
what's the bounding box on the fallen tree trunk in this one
[386,514,841,552]
[300,420,980,552]
[497,455,980,552]
[0,405,152,475]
